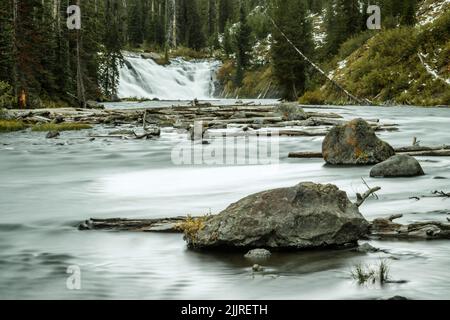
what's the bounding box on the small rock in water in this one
[252,264,264,272]
[355,243,380,253]
[46,131,60,139]
[370,155,425,178]
[387,296,409,300]
[245,249,272,260]
[433,176,447,180]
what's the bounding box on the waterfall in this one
[118,54,220,100]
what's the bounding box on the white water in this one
[118,55,220,100]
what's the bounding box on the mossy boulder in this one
[275,102,307,121]
[322,119,395,165]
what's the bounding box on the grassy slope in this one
[304,2,450,106]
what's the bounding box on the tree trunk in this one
[12,0,18,106]
[76,0,86,108]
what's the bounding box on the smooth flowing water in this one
[0,104,449,300]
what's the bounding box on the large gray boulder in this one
[185,182,369,250]
[370,155,425,177]
[322,119,395,165]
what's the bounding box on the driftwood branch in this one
[370,216,450,240]
[356,187,381,207]
[411,190,450,200]
[431,190,450,198]
[79,217,187,233]
[289,145,450,159]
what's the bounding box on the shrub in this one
[338,31,375,60]
[299,90,327,105]
[169,47,210,60]
[0,81,14,109]
[176,215,208,244]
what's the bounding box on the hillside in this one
[217,0,449,106]
[305,0,450,106]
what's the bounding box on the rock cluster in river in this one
[370,155,425,177]
[185,182,369,250]
[322,118,395,165]
[276,103,307,121]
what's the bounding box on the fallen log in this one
[79,217,187,233]
[289,145,450,159]
[395,145,450,153]
[370,214,450,240]
[289,151,323,159]
[399,150,450,157]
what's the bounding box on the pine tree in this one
[222,20,234,56]
[218,0,234,33]
[99,0,125,100]
[272,0,313,100]
[128,0,144,47]
[400,0,417,26]
[234,2,252,86]
[178,0,206,50]
[324,0,362,57]
[0,0,14,88]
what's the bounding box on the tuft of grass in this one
[378,260,390,284]
[0,120,27,132]
[351,263,376,285]
[351,260,391,285]
[32,123,92,132]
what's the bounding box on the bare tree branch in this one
[356,187,381,207]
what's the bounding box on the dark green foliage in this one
[271,0,313,100]
[234,2,252,86]
[325,0,363,57]
[218,0,235,33]
[223,20,234,56]
[178,0,207,50]
[128,0,144,46]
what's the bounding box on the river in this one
[0,103,449,299]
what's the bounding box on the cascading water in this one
[118,53,220,100]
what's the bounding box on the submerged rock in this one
[322,119,395,165]
[387,296,409,300]
[185,182,369,250]
[370,155,425,177]
[355,243,380,253]
[46,131,60,139]
[252,264,264,272]
[244,249,272,260]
